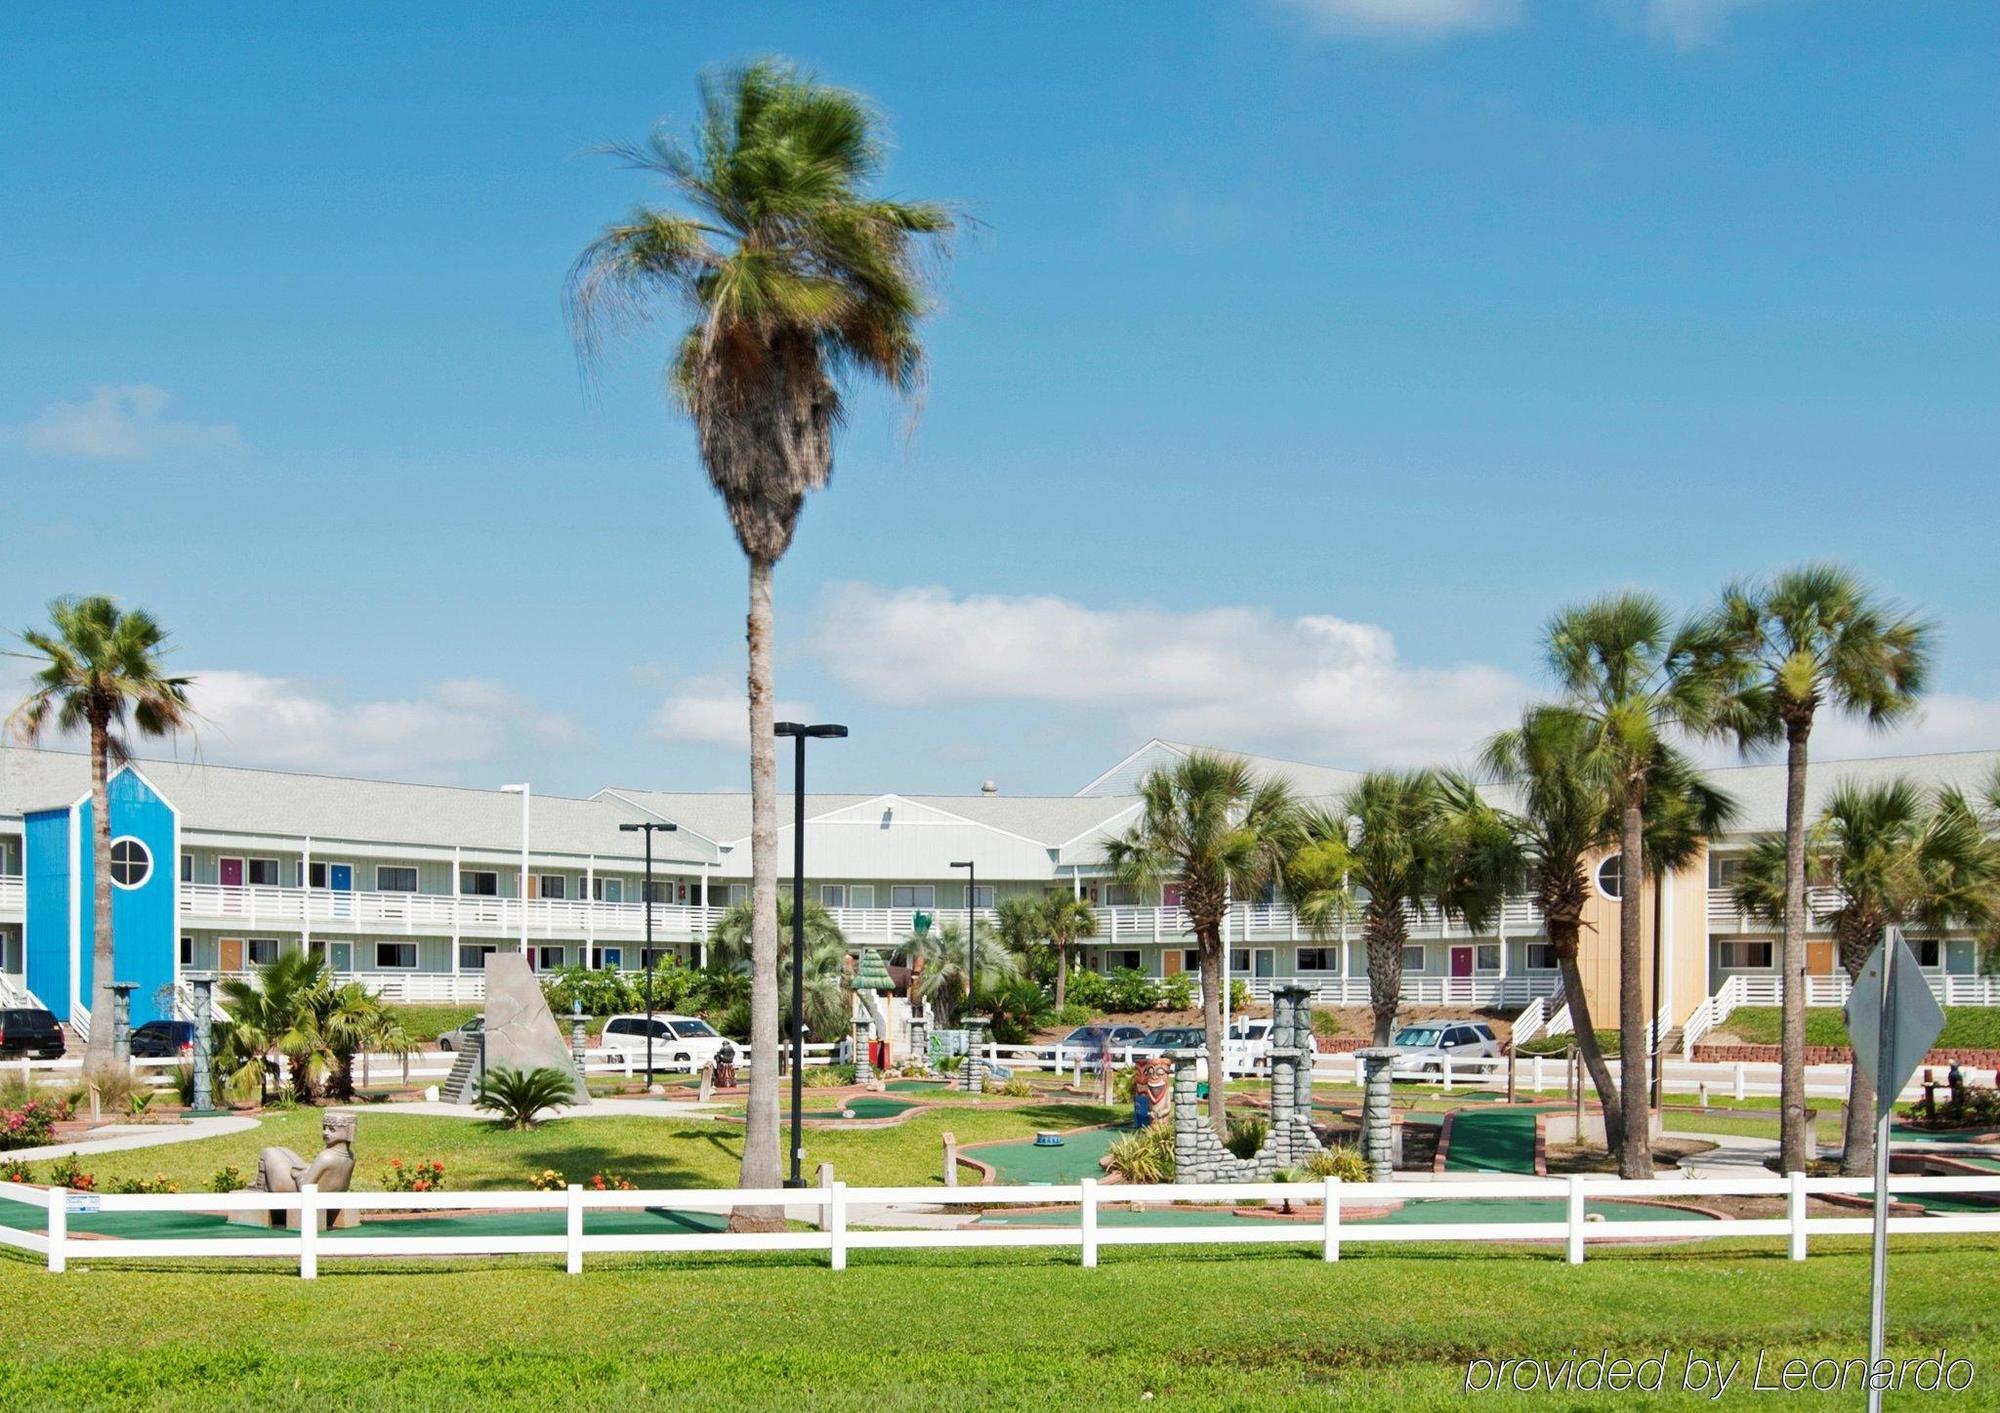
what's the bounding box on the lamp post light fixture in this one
[500,783,531,960]
[774,722,848,1188]
[619,819,679,1089]
[950,860,977,1024]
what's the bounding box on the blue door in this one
[328,863,353,920]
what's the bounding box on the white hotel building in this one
[2,739,1996,1037]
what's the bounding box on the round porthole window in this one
[110,836,153,889]
[1595,853,1623,901]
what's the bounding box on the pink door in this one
[218,858,244,887]
[1450,946,1474,979]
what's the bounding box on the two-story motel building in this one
[2,739,1996,1039]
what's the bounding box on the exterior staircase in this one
[441,1045,482,1104]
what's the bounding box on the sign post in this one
[1844,926,1946,1413]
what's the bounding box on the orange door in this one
[219,938,244,972]
[1807,940,1835,976]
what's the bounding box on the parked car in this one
[130,1019,197,1059]
[1128,1025,1209,1056]
[1389,1019,1500,1077]
[598,1014,731,1071]
[1050,1023,1148,1068]
[0,1007,65,1060]
[1225,1018,1319,1069]
[436,1016,483,1052]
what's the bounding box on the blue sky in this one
[3,1,1997,798]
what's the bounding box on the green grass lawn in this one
[2,1240,1999,1408]
[1664,1110,1843,1143]
[23,1098,1129,1195]
[1717,1005,2000,1050]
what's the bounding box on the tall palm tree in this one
[993,894,1097,1011]
[1546,593,1740,1178]
[218,950,332,1104]
[1735,779,1997,1174]
[568,61,954,1213]
[1290,771,1513,1047]
[7,596,193,1075]
[1103,753,1300,1131]
[1712,565,1932,1174]
[708,896,854,1041]
[897,918,1017,1027]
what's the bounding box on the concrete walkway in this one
[5,1114,262,1163]
[1665,1129,1777,1179]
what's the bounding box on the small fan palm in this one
[474,1065,576,1130]
[898,919,1018,1028]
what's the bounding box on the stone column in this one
[1357,1046,1400,1181]
[961,1016,989,1093]
[851,1019,874,1086]
[907,1016,930,1075]
[1171,1055,1205,1184]
[190,976,216,1113]
[109,982,136,1063]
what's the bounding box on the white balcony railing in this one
[1706,887,1847,933]
[0,875,23,915]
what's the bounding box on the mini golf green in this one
[885,1079,950,1094]
[975,1197,1715,1228]
[800,1096,916,1121]
[1890,1124,2000,1145]
[0,1205,733,1242]
[1441,1105,1563,1175]
[972,1126,1124,1184]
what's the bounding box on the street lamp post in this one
[774,722,848,1189]
[950,860,977,1022]
[501,783,531,960]
[619,820,679,1089]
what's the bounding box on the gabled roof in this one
[1075,738,1366,803]
[598,786,1139,850]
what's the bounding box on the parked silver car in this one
[1389,1019,1500,1077]
[436,1015,483,1052]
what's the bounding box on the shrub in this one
[107,1172,181,1195]
[528,1168,567,1192]
[804,1064,855,1088]
[1051,1003,1100,1028]
[1065,969,1111,1010]
[174,1065,199,1107]
[588,1172,638,1191]
[1310,1010,1341,1040]
[1299,1144,1369,1183]
[1104,968,1161,1013]
[127,1090,156,1118]
[986,976,1052,1045]
[715,998,752,1042]
[1229,980,1251,1012]
[473,1065,576,1130]
[1224,1113,1267,1161]
[1159,972,1196,1012]
[1112,1066,1138,1102]
[381,1157,447,1192]
[992,1076,1034,1098]
[0,1099,60,1152]
[209,1165,247,1193]
[1903,1083,2000,1130]
[1,1159,30,1184]
[48,1156,94,1191]
[1104,1121,1175,1183]
[540,965,642,1018]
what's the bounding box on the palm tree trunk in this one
[1198,922,1227,1135]
[1617,796,1652,1178]
[85,717,117,1077]
[733,554,784,1230]
[1551,920,1625,1154]
[1838,921,1881,1177]
[1778,717,1812,1174]
[1053,942,1067,1013]
[1364,905,1406,1046]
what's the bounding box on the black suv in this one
[131,1019,197,1058]
[0,1008,66,1060]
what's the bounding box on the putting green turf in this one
[801,1097,916,1121]
[1441,1105,1562,1175]
[971,1125,1124,1183]
[885,1079,951,1094]
[975,1197,1715,1227]
[0,1205,733,1240]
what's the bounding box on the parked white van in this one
[597,1014,732,1072]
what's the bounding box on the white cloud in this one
[10,384,242,461]
[1794,694,2000,764]
[815,584,1529,767]
[1639,0,1776,49]
[652,676,813,750]
[1270,0,1524,40]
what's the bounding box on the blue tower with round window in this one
[22,765,179,1028]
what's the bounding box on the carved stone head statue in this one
[321,1111,357,1150]
[1133,1056,1174,1111]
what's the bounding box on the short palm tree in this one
[897,919,1018,1028]
[6,596,193,1074]
[1545,593,1739,1178]
[567,60,954,1213]
[475,1065,576,1130]
[1103,753,1300,1131]
[1290,770,1513,1048]
[1735,778,1996,1173]
[1712,564,1932,1174]
[218,950,332,1104]
[993,894,1097,1011]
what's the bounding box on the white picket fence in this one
[5,1172,1998,1277]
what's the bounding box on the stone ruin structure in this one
[1171,984,1325,1183]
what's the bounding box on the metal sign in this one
[65,1194,100,1214]
[1845,930,1945,1121]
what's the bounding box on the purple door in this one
[1450,946,1474,979]
[218,858,244,887]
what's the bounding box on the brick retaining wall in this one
[1692,1042,2000,1069]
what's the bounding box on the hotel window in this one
[179,853,193,884]
[1182,948,1201,973]
[1595,854,1623,901]
[1718,941,1774,969]
[459,944,497,971]
[727,884,748,906]
[1103,884,1138,907]
[460,870,499,897]
[1477,944,1502,972]
[1526,943,1558,970]
[376,866,418,893]
[849,885,875,908]
[591,877,624,904]
[109,837,153,888]
[644,880,673,905]
[298,861,332,889]
[821,884,847,907]
[1914,937,1941,967]
[1708,855,1745,889]
[180,936,194,967]
[1107,949,1142,972]
[891,885,935,909]
[246,859,281,887]
[247,938,279,966]
[539,875,568,901]
[375,942,418,970]
[964,885,995,909]
[537,946,566,970]
[1401,945,1424,973]
[1297,947,1335,971]
[1230,949,1251,973]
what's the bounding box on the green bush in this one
[803,1064,855,1088]
[1104,1121,1175,1183]
[106,1172,181,1195]
[473,1065,576,1130]
[992,1076,1034,1098]
[1064,969,1110,1010]
[1299,1144,1369,1182]
[209,1165,247,1193]
[1229,980,1251,1012]
[1224,1113,1267,1160]
[1310,1010,1342,1040]
[1051,1003,1100,1027]
[985,975,1053,1045]
[1104,968,1160,1013]
[715,998,751,1041]
[1159,972,1196,1012]
[1902,1083,2000,1130]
